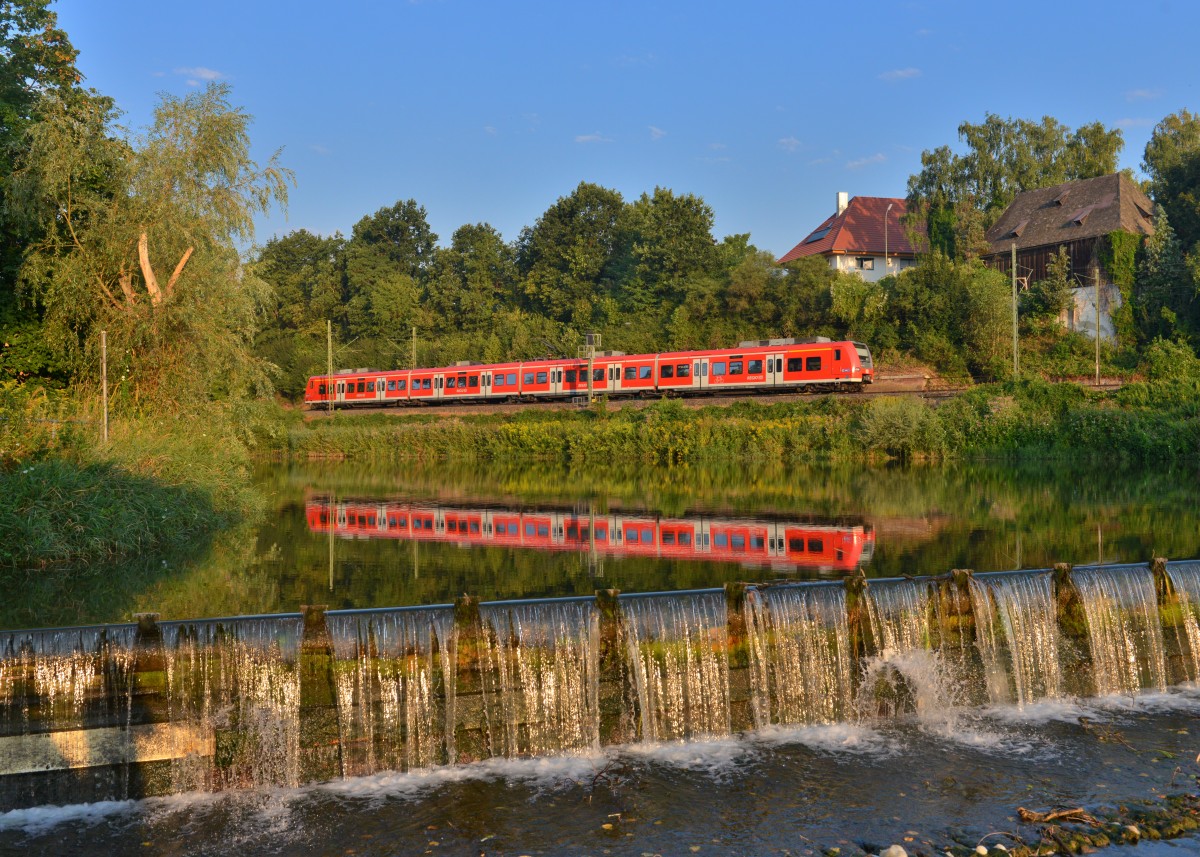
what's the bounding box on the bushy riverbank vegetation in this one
[0,385,279,570]
[287,364,1200,467]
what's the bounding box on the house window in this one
[857,257,875,270]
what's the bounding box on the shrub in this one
[855,395,945,460]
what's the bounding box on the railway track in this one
[303,378,1125,419]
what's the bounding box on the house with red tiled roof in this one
[779,193,923,282]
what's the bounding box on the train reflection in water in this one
[305,499,875,575]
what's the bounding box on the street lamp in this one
[884,202,894,277]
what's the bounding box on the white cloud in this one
[915,28,933,36]
[1116,117,1153,129]
[649,126,666,140]
[847,153,886,169]
[484,125,498,136]
[310,144,330,155]
[173,66,224,84]
[1126,88,1162,102]
[777,136,801,153]
[709,142,727,150]
[575,132,613,144]
[614,53,657,67]
[879,67,921,81]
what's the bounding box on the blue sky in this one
[58,0,1199,258]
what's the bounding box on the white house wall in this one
[826,255,915,282]
[1062,283,1121,343]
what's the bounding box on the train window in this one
[566,524,578,538]
[594,368,605,381]
[789,538,804,552]
[625,528,638,543]
[663,531,676,545]
[337,382,344,393]
[835,349,842,360]
[711,361,726,376]
[458,375,467,387]
[639,366,652,379]
[356,381,365,393]
[731,535,746,550]
[422,378,432,389]
[446,377,456,389]
[641,527,652,542]
[748,359,762,374]
[525,523,535,536]
[660,365,674,378]
[367,515,376,526]
[729,360,743,375]
[714,533,728,548]
[387,380,395,391]
[566,370,577,383]
[536,371,548,384]
[751,536,764,550]
[397,518,407,528]
[808,538,824,552]
[447,520,457,532]
[624,366,637,380]
[836,548,844,561]
[524,372,535,384]
[537,525,549,536]
[679,532,692,546]
[596,527,607,540]
[580,527,590,540]
[776,358,783,372]
[397,380,406,391]
[318,383,326,395]
[507,373,517,385]
[469,376,478,387]
[470,521,480,533]
[494,375,505,387]
[677,364,690,377]
[368,381,376,392]
[806,356,822,372]
[787,358,803,372]
[701,363,708,376]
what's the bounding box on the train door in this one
[766,353,784,387]
[550,367,563,397]
[433,374,444,402]
[693,358,709,390]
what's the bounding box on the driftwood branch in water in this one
[1017,806,1100,826]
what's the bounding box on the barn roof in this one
[779,196,920,264]
[985,173,1155,257]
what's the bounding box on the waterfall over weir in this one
[1,561,1198,809]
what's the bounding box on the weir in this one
[0,559,1196,810]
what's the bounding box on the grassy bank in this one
[286,377,1200,466]
[0,386,283,570]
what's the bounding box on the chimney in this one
[836,191,849,216]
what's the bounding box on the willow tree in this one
[8,82,292,409]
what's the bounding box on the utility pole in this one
[100,330,108,443]
[1093,265,1101,386]
[326,319,334,416]
[1011,243,1019,379]
[412,326,417,370]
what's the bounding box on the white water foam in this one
[620,736,752,775]
[0,799,136,835]
[753,722,899,757]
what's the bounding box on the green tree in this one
[425,223,517,333]
[907,114,1123,258]
[1023,245,1074,325]
[0,0,96,384]
[1134,205,1194,342]
[9,82,291,408]
[349,199,438,282]
[516,182,626,327]
[1143,110,1200,254]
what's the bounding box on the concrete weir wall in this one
[1,558,1198,810]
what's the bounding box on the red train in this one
[306,499,875,575]
[304,337,873,408]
